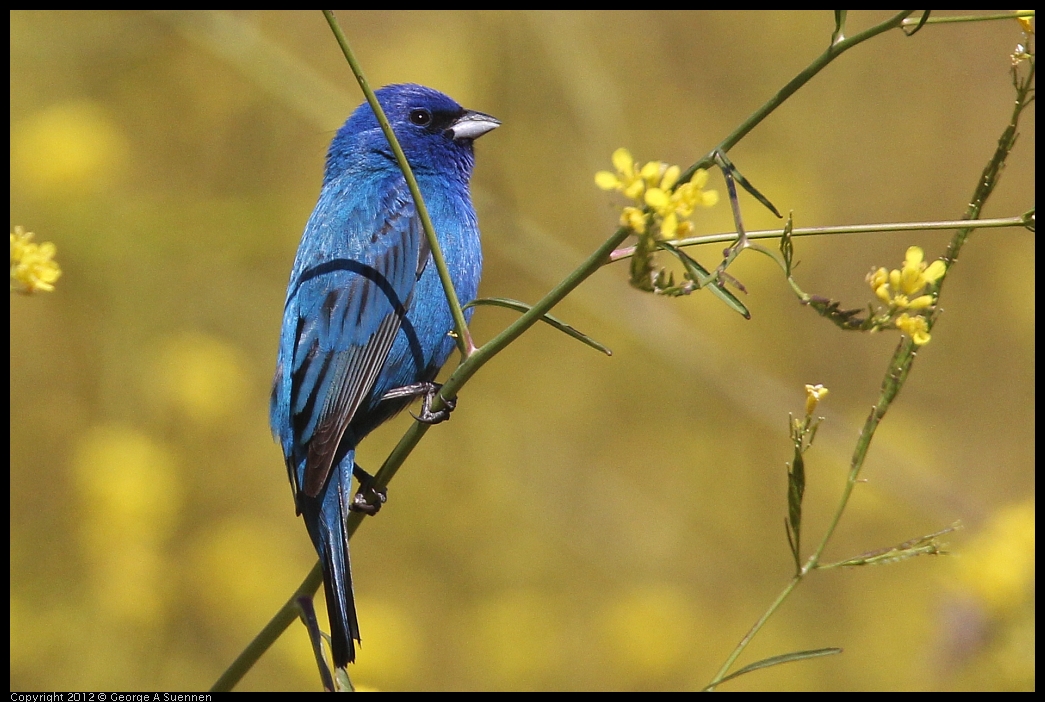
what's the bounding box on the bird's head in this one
[325,83,499,186]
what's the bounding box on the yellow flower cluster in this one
[866,246,945,345]
[867,246,945,311]
[596,148,718,240]
[11,226,61,294]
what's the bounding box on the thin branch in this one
[322,10,475,357]
[707,43,1034,695]
[608,215,1030,263]
[902,11,1036,26]
[211,564,324,692]
[679,11,917,185]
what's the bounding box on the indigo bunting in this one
[271,84,498,667]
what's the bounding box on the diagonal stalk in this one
[707,46,1034,693]
[322,10,475,357]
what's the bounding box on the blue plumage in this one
[271,84,498,667]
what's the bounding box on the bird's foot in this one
[350,464,387,516]
[381,381,457,425]
[412,384,456,424]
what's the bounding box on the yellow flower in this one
[867,246,945,311]
[804,383,829,416]
[906,295,934,310]
[660,165,681,191]
[613,147,635,177]
[1016,11,1034,35]
[866,266,891,303]
[596,148,650,201]
[672,170,718,215]
[639,160,663,188]
[11,226,61,294]
[644,187,670,210]
[660,212,679,240]
[896,313,931,345]
[642,169,718,240]
[594,170,620,191]
[620,206,648,234]
[597,149,718,240]
[899,246,934,294]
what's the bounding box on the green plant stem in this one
[709,356,928,688]
[210,221,630,691]
[339,6,924,534]
[608,214,1029,263]
[936,59,1035,305]
[322,10,475,357]
[902,11,1035,26]
[707,50,1034,694]
[217,9,1027,691]
[216,8,917,691]
[806,338,916,573]
[679,11,916,185]
[707,575,802,690]
[346,226,633,527]
[210,563,323,692]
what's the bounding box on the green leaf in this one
[708,648,843,688]
[786,450,805,571]
[663,243,752,319]
[714,151,782,218]
[822,523,961,568]
[464,297,612,356]
[804,296,872,331]
[903,10,932,36]
[784,517,797,570]
[779,212,795,275]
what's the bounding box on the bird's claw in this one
[350,466,387,516]
[411,390,457,424]
[351,488,386,516]
[381,381,457,424]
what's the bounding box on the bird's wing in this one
[280,177,429,498]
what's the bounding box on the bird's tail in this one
[303,451,361,668]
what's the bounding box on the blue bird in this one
[271,84,498,667]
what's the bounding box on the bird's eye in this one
[409,109,432,126]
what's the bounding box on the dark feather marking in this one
[304,313,401,496]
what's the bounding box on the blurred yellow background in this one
[10,10,1034,691]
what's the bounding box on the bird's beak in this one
[449,110,500,141]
